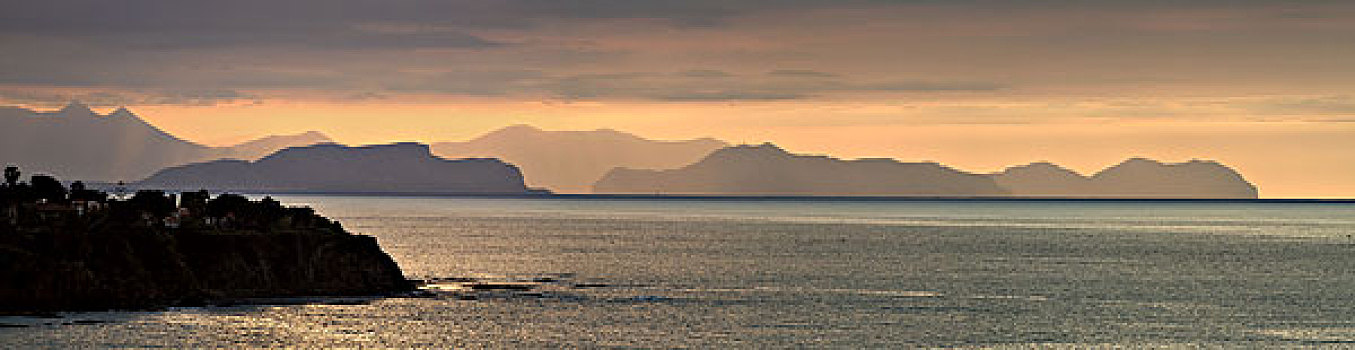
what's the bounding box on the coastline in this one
[228,191,1355,204]
[1,175,415,314]
[0,228,414,314]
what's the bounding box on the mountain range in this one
[595,143,1010,196]
[595,143,1258,199]
[992,159,1258,198]
[432,125,727,193]
[3,103,1259,198]
[0,103,332,182]
[137,143,533,194]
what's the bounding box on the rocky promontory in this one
[0,168,412,313]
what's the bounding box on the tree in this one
[129,190,176,218]
[30,175,67,203]
[3,166,18,187]
[206,193,251,218]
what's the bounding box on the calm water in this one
[4,197,1355,348]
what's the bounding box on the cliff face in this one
[0,228,411,313]
[594,143,1008,196]
[138,142,533,194]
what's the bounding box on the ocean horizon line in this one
[215,191,1355,204]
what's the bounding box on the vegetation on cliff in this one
[0,166,412,313]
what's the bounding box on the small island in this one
[0,166,413,314]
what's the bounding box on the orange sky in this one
[4,1,1355,198]
[104,96,1354,199]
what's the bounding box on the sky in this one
[2,0,1354,198]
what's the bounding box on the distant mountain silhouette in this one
[137,142,533,194]
[432,125,728,193]
[596,144,1258,198]
[218,131,334,160]
[594,143,1008,196]
[989,162,1095,197]
[0,103,333,181]
[990,158,1259,198]
[0,102,210,182]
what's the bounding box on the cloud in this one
[767,69,838,78]
[859,81,1006,92]
[0,88,259,107]
[142,89,262,106]
[656,91,806,101]
[390,70,550,96]
[1247,95,1355,115]
[340,91,390,101]
[678,69,734,78]
[4,0,1353,105]
[384,69,1003,101]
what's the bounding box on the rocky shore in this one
[0,226,412,314]
[0,167,413,314]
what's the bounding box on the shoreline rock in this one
[0,227,413,314]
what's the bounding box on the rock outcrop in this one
[0,228,411,313]
[137,142,534,194]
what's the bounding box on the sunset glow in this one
[4,1,1355,197]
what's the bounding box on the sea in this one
[3,196,1355,348]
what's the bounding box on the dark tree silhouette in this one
[3,166,18,187]
[30,175,67,204]
[129,190,176,218]
[206,193,251,218]
[180,190,210,213]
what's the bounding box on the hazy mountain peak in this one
[1,105,371,182]
[693,143,799,167]
[56,101,97,118]
[213,131,336,160]
[434,126,730,193]
[1115,157,1165,167]
[1183,159,1225,167]
[297,130,328,138]
[1000,161,1084,177]
[483,124,543,137]
[477,124,652,143]
[239,131,332,146]
[107,106,136,119]
[727,142,789,154]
